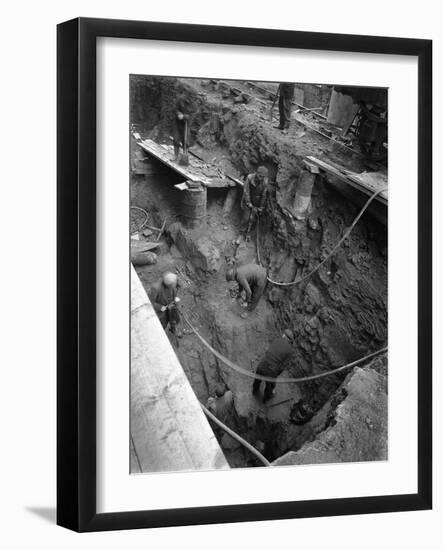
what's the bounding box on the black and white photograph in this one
[129,76,388,473]
[0,0,437,543]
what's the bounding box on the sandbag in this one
[131,249,158,266]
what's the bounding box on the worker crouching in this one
[148,272,181,335]
[207,384,234,425]
[252,330,294,403]
[226,263,267,312]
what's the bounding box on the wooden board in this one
[136,137,237,188]
[306,155,388,205]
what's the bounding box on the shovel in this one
[178,118,189,166]
[245,209,254,242]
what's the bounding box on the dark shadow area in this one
[26,506,56,524]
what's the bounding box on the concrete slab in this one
[130,266,229,473]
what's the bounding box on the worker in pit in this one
[206,384,234,425]
[252,330,294,403]
[171,94,194,161]
[225,263,267,312]
[276,82,295,132]
[148,271,181,335]
[241,165,269,236]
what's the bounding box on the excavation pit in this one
[130,75,388,468]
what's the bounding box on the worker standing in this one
[172,95,194,161]
[240,165,269,237]
[277,82,295,132]
[252,330,294,403]
[226,263,267,312]
[148,272,181,335]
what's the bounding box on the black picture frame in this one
[57,17,432,532]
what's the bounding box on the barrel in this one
[181,185,207,228]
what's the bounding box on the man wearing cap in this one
[226,263,267,312]
[241,166,269,234]
[252,330,294,403]
[148,271,181,333]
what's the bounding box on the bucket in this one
[181,185,207,228]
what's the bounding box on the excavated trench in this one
[131,76,388,467]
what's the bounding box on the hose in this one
[260,187,387,287]
[181,311,387,384]
[130,205,149,233]
[200,403,271,467]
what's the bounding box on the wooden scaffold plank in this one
[135,137,237,189]
[306,155,388,205]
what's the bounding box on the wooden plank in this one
[297,119,359,154]
[306,156,388,205]
[245,80,327,120]
[137,138,235,188]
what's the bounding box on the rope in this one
[130,205,149,233]
[181,311,387,384]
[182,190,387,466]
[200,403,271,467]
[260,187,387,286]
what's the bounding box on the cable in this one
[260,187,387,286]
[130,205,149,233]
[200,403,271,467]
[181,311,387,384]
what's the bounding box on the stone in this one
[307,217,319,231]
[168,222,222,274]
[305,283,322,307]
[272,365,388,466]
[131,250,157,266]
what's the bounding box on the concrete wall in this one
[131,266,229,473]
